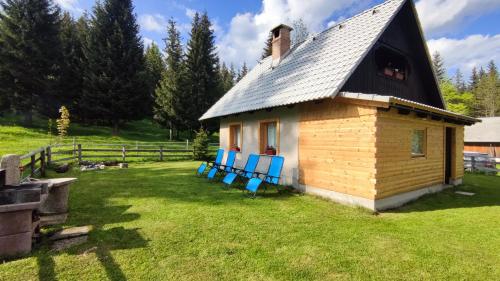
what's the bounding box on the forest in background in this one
[432,52,499,117]
[0,0,498,140]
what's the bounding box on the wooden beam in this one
[334,96,390,109]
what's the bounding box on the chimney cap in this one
[271,24,293,33]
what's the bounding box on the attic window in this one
[375,47,408,81]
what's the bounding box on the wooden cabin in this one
[465,117,500,160]
[200,0,479,210]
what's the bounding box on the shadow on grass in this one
[35,202,148,281]
[385,173,500,213]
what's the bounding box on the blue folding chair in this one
[207,150,237,180]
[222,154,260,187]
[196,148,224,176]
[245,156,285,197]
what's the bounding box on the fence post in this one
[73,137,76,156]
[78,144,82,163]
[471,156,476,172]
[159,146,164,161]
[30,154,36,178]
[40,149,46,177]
[122,145,126,162]
[46,146,52,165]
[186,139,189,150]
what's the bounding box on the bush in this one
[193,128,209,160]
[56,106,70,139]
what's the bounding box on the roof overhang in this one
[337,92,481,125]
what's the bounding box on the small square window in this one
[259,120,279,155]
[229,124,242,152]
[411,129,426,157]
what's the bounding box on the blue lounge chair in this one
[222,154,260,187]
[245,156,285,197]
[207,150,237,180]
[196,148,224,176]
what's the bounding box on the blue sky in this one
[57,0,500,78]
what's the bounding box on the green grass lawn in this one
[1,162,499,280]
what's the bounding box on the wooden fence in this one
[18,142,219,181]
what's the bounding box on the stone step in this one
[49,225,93,241]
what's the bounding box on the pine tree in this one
[154,18,184,135]
[182,12,221,131]
[261,33,273,59]
[144,42,165,116]
[291,18,309,46]
[59,12,85,119]
[0,0,62,125]
[237,62,248,82]
[432,51,446,83]
[81,0,147,133]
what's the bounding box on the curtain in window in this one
[234,126,241,147]
[267,123,276,148]
[412,130,424,155]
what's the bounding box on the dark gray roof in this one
[465,117,500,143]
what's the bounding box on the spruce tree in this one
[0,0,62,125]
[229,63,237,83]
[237,62,248,82]
[469,67,479,90]
[262,33,273,59]
[144,42,165,116]
[453,69,466,93]
[478,67,486,79]
[432,51,446,83]
[81,0,147,133]
[219,62,234,93]
[474,61,499,117]
[154,18,184,135]
[59,12,85,119]
[291,19,309,46]
[183,12,221,131]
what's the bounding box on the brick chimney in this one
[271,24,293,63]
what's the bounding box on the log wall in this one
[374,108,463,199]
[298,99,465,201]
[298,100,378,199]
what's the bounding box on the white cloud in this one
[55,0,83,14]
[427,34,500,76]
[216,0,370,68]
[416,0,500,37]
[138,14,167,33]
[185,8,197,19]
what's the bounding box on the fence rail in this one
[15,142,219,181]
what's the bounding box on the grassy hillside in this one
[0,114,174,156]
